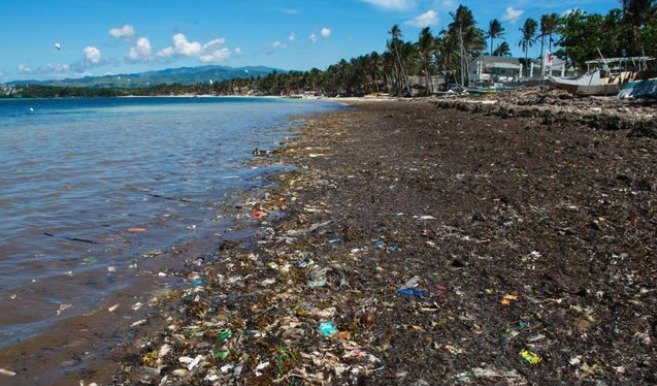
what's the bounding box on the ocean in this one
[0,96,339,348]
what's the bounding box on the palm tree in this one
[487,19,505,56]
[519,18,538,77]
[493,41,512,57]
[388,24,411,96]
[418,27,435,94]
[444,5,485,87]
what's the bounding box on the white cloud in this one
[320,27,332,39]
[267,41,286,54]
[405,10,438,27]
[17,64,33,74]
[199,38,231,63]
[158,33,231,63]
[83,46,101,64]
[308,33,318,44]
[234,47,243,55]
[159,33,202,57]
[109,24,135,39]
[501,6,524,24]
[128,37,152,61]
[361,0,414,11]
[289,33,296,42]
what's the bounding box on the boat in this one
[618,77,657,99]
[549,57,654,96]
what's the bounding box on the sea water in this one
[0,96,338,347]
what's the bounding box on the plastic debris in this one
[108,304,119,312]
[250,210,267,219]
[254,361,270,377]
[318,321,338,336]
[501,294,518,305]
[0,368,16,377]
[213,349,229,360]
[397,288,428,298]
[519,349,542,366]
[307,266,328,288]
[517,321,530,330]
[56,303,72,315]
[127,227,147,233]
[217,329,232,342]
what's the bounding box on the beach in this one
[2,95,656,384]
[86,96,657,385]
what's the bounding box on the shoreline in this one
[2,97,656,384]
[103,99,656,384]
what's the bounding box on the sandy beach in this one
[76,97,657,385]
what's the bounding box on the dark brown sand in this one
[6,98,657,385]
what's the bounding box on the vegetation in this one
[2,1,655,98]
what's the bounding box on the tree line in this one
[3,1,656,98]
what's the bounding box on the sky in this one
[0,0,619,82]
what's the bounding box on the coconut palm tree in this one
[518,18,538,77]
[487,19,505,56]
[388,24,411,96]
[443,5,485,87]
[418,27,435,94]
[493,41,512,57]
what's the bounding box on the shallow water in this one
[0,96,338,347]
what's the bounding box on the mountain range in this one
[7,65,282,88]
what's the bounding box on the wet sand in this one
[5,97,657,384]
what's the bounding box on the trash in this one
[56,303,72,315]
[179,355,204,371]
[219,364,233,373]
[186,224,197,230]
[213,349,229,360]
[131,319,147,327]
[159,344,172,358]
[254,361,270,377]
[108,304,119,312]
[519,349,542,366]
[517,321,530,330]
[127,227,147,233]
[131,302,143,311]
[387,243,399,252]
[0,368,16,377]
[217,329,232,342]
[360,312,376,325]
[397,288,428,298]
[250,210,267,219]
[319,321,338,336]
[400,276,421,289]
[190,276,204,287]
[335,331,352,340]
[501,294,518,305]
[372,239,386,249]
[307,266,328,288]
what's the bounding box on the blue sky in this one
[0,0,618,82]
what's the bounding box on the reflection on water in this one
[0,96,337,347]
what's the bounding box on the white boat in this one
[550,57,654,96]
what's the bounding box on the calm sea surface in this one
[0,96,338,347]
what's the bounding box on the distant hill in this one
[8,65,283,88]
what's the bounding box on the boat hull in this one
[618,78,657,99]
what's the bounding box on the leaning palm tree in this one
[493,41,512,57]
[388,24,411,96]
[487,19,505,56]
[518,18,538,77]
